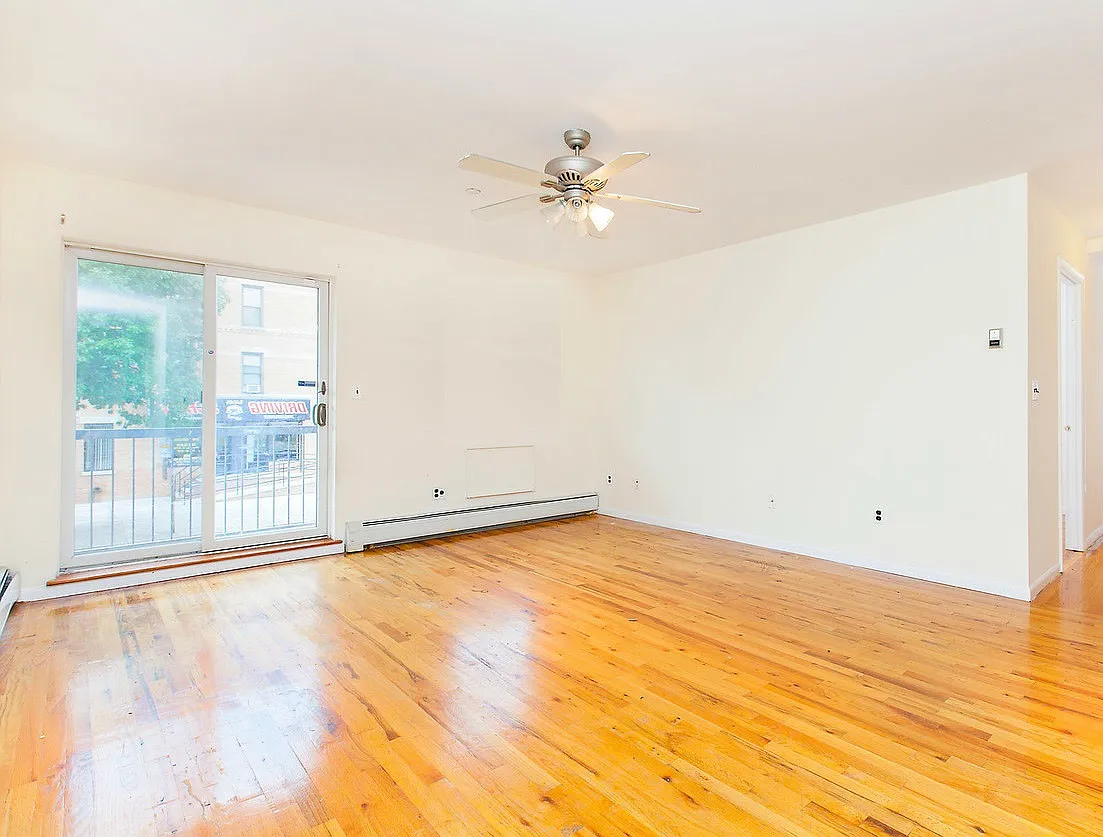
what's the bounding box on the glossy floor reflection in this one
[2,516,1101,835]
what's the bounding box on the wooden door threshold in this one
[49,537,343,587]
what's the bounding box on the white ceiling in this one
[3,0,1103,275]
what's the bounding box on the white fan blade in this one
[459,154,551,188]
[585,152,650,185]
[471,194,545,220]
[599,192,701,213]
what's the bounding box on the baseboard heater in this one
[345,493,598,552]
[0,568,19,638]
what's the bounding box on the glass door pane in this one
[214,274,323,543]
[71,255,204,560]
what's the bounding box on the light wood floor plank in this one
[2,515,1101,835]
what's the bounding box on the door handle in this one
[313,402,328,428]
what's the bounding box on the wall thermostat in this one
[988,328,1003,349]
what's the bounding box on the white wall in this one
[598,177,1033,599]
[0,158,1086,604]
[1025,181,1089,591]
[0,158,598,589]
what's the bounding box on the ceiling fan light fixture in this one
[565,196,588,224]
[588,202,614,232]
[541,199,566,226]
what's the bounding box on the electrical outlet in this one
[768,495,776,510]
[433,488,446,499]
[634,479,640,490]
[607,475,613,484]
[874,509,883,523]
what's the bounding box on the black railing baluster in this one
[88,446,94,550]
[131,437,136,545]
[110,439,115,548]
[223,439,228,536]
[169,433,176,541]
[188,433,194,538]
[270,429,276,529]
[150,437,156,543]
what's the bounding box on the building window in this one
[82,423,114,473]
[241,352,263,394]
[241,284,263,327]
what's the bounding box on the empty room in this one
[4,1,1103,834]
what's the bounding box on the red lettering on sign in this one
[247,400,308,415]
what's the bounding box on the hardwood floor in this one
[2,515,1102,836]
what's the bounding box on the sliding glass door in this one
[70,252,206,559]
[213,271,324,545]
[66,248,329,569]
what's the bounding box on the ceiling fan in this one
[458,129,701,238]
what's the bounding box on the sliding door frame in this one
[202,264,331,552]
[60,245,332,572]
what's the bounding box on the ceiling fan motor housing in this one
[542,129,609,197]
[544,155,604,187]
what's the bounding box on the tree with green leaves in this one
[75,260,225,426]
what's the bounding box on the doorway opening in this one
[1058,258,1085,567]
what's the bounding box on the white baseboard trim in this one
[1086,523,1103,553]
[600,508,1032,602]
[19,541,344,602]
[1029,564,1061,600]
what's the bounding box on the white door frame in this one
[1058,258,1085,562]
[62,246,333,571]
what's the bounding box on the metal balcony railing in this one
[74,425,318,553]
